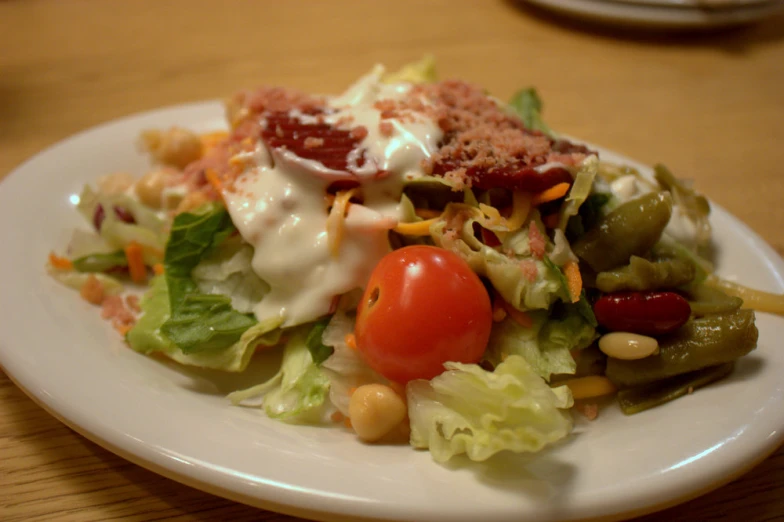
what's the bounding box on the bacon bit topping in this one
[575,402,599,421]
[101,295,136,332]
[529,221,546,259]
[520,259,539,282]
[125,294,141,314]
[379,121,394,137]
[80,274,105,305]
[383,80,595,191]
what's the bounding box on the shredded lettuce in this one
[228,326,330,422]
[558,155,599,230]
[320,311,387,416]
[508,88,553,136]
[191,236,269,314]
[46,264,124,295]
[407,355,573,463]
[127,275,281,371]
[432,206,563,311]
[486,302,595,381]
[161,203,258,353]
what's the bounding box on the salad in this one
[47,57,784,463]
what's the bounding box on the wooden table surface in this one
[2,1,784,520]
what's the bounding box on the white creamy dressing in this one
[609,174,699,247]
[224,66,443,326]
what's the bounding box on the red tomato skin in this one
[355,245,493,383]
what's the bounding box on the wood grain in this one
[2,0,784,520]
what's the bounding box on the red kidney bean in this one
[593,291,691,336]
[93,204,136,231]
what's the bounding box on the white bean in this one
[348,384,406,442]
[599,332,659,360]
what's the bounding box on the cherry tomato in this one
[355,245,493,383]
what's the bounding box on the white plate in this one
[521,0,784,28]
[2,101,784,522]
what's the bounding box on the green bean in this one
[72,250,128,272]
[617,363,734,415]
[605,309,757,387]
[573,192,672,272]
[596,255,695,293]
[685,284,743,316]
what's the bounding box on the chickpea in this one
[135,169,168,209]
[348,384,407,442]
[97,172,135,195]
[141,127,202,169]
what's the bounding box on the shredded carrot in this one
[532,182,571,206]
[124,241,147,284]
[393,217,439,236]
[563,260,582,303]
[542,212,560,229]
[561,376,616,400]
[414,208,442,220]
[343,417,353,429]
[500,299,534,328]
[345,333,357,350]
[204,168,224,200]
[330,411,345,423]
[152,263,164,275]
[48,252,73,271]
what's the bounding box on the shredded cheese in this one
[706,275,784,315]
[393,217,439,236]
[561,376,617,400]
[326,188,357,257]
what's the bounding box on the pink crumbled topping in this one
[125,294,141,314]
[575,402,599,421]
[349,126,369,141]
[520,259,539,282]
[529,221,546,259]
[379,121,394,137]
[101,295,136,330]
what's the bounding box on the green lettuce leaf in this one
[305,317,334,365]
[127,275,281,371]
[407,355,573,463]
[508,88,553,136]
[486,301,596,381]
[161,203,258,353]
[228,326,330,422]
[191,236,270,313]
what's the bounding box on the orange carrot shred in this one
[114,323,134,336]
[48,252,73,271]
[345,333,357,350]
[532,182,570,206]
[205,169,224,199]
[563,260,582,303]
[152,263,164,275]
[124,241,147,284]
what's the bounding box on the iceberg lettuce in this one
[228,325,330,422]
[127,275,281,371]
[407,355,573,463]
